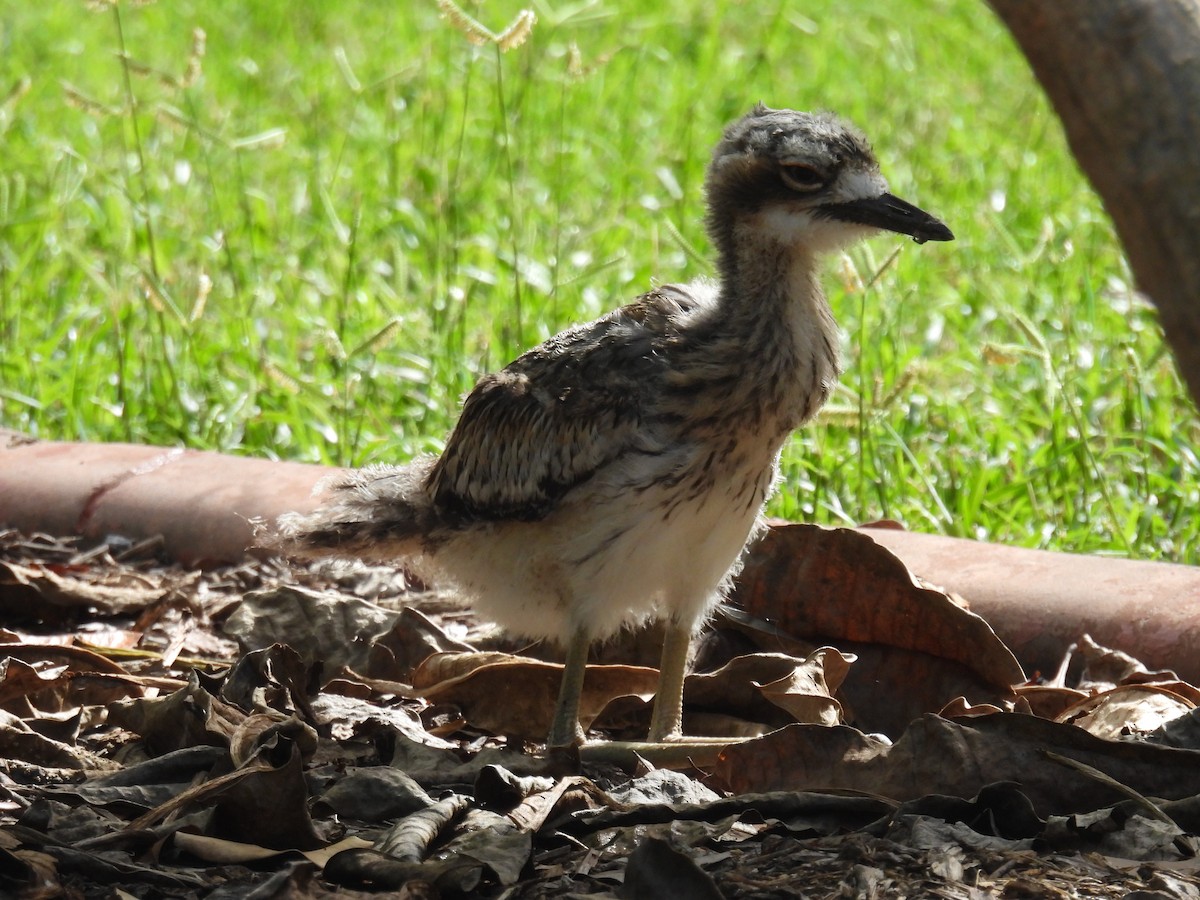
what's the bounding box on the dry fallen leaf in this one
[223,584,399,671]
[1012,684,1090,720]
[1058,684,1195,740]
[367,606,474,681]
[0,559,186,615]
[731,524,1025,735]
[412,651,659,740]
[716,711,1200,817]
[108,672,248,754]
[682,649,851,733]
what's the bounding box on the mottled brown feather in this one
[426,286,699,523]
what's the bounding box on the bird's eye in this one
[780,163,825,193]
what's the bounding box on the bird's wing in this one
[427,287,695,522]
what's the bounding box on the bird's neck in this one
[711,233,841,429]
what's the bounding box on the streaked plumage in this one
[276,105,952,747]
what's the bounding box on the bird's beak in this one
[822,193,954,244]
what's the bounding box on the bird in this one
[274,104,953,748]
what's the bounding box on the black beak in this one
[821,192,954,244]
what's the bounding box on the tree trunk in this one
[988,0,1200,407]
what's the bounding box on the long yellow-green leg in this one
[547,627,590,748]
[648,619,693,742]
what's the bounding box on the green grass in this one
[2,0,1198,561]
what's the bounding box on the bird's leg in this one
[647,618,694,742]
[546,626,590,748]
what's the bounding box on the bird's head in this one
[705,104,953,261]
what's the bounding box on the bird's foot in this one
[646,722,684,744]
[545,715,586,750]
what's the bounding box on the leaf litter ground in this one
[2,525,1200,898]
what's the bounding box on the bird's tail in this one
[266,458,438,563]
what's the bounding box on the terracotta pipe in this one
[3,432,1198,681]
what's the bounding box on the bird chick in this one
[275,105,953,748]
